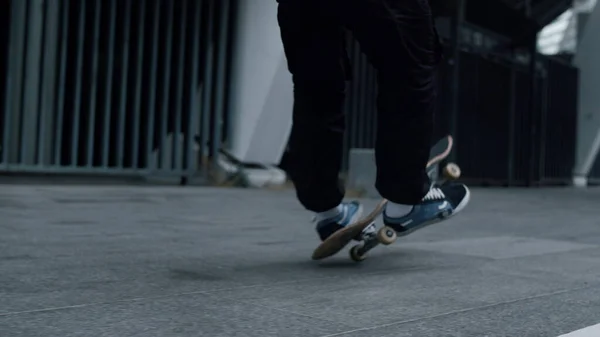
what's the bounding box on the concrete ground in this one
[1,184,600,337]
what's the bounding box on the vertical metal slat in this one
[21,0,44,165]
[38,0,60,166]
[101,0,116,167]
[173,0,188,171]
[199,0,216,169]
[357,53,367,148]
[54,0,70,166]
[86,0,102,167]
[158,0,175,170]
[145,0,161,170]
[116,0,132,168]
[210,0,232,159]
[341,33,353,171]
[538,70,549,181]
[368,62,377,147]
[185,0,203,174]
[2,0,28,166]
[131,0,146,169]
[349,39,360,151]
[71,0,86,166]
[507,68,516,185]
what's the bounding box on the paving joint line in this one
[318,285,597,337]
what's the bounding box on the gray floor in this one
[1,185,600,337]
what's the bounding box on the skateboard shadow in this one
[313,260,368,269]
[312,249,411,269]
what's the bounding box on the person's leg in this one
[338,0,470,232]
[276,0,363,240]
[339,0,439,202]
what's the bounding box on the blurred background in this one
[0,0,598,189]
[3,2,600,336]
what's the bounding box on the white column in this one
[573,2,600,186]
[225,0,293,166]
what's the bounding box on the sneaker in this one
[314,201,364,241]
[383,182,470,236]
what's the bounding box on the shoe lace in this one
[423,187,445,201]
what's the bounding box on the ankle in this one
[384,202,413,218]
[314,204,342,222]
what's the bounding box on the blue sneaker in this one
[383,182,470,236]
[314,201,364,241]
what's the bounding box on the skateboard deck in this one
[311,135,459,261]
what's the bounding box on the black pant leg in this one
[276,0,350,212]
[339,0,442,204]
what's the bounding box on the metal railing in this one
[1,0,235,179]
[342,39,579,186]
[341,33,378,172]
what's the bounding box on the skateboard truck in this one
[349,223,397,262]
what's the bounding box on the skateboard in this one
[311,135,461,262]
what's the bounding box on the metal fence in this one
[341,34,378,172]
[446,52,578,186]
[342,41,579,186]
[1,0,235,179]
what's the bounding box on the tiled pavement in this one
[1,185,600,337]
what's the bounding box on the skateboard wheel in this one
[377,226,397,245]
[349,245,366,262]
[443,162,461,180]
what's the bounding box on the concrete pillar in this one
[573,2,600,186]
[225,0,293,166]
